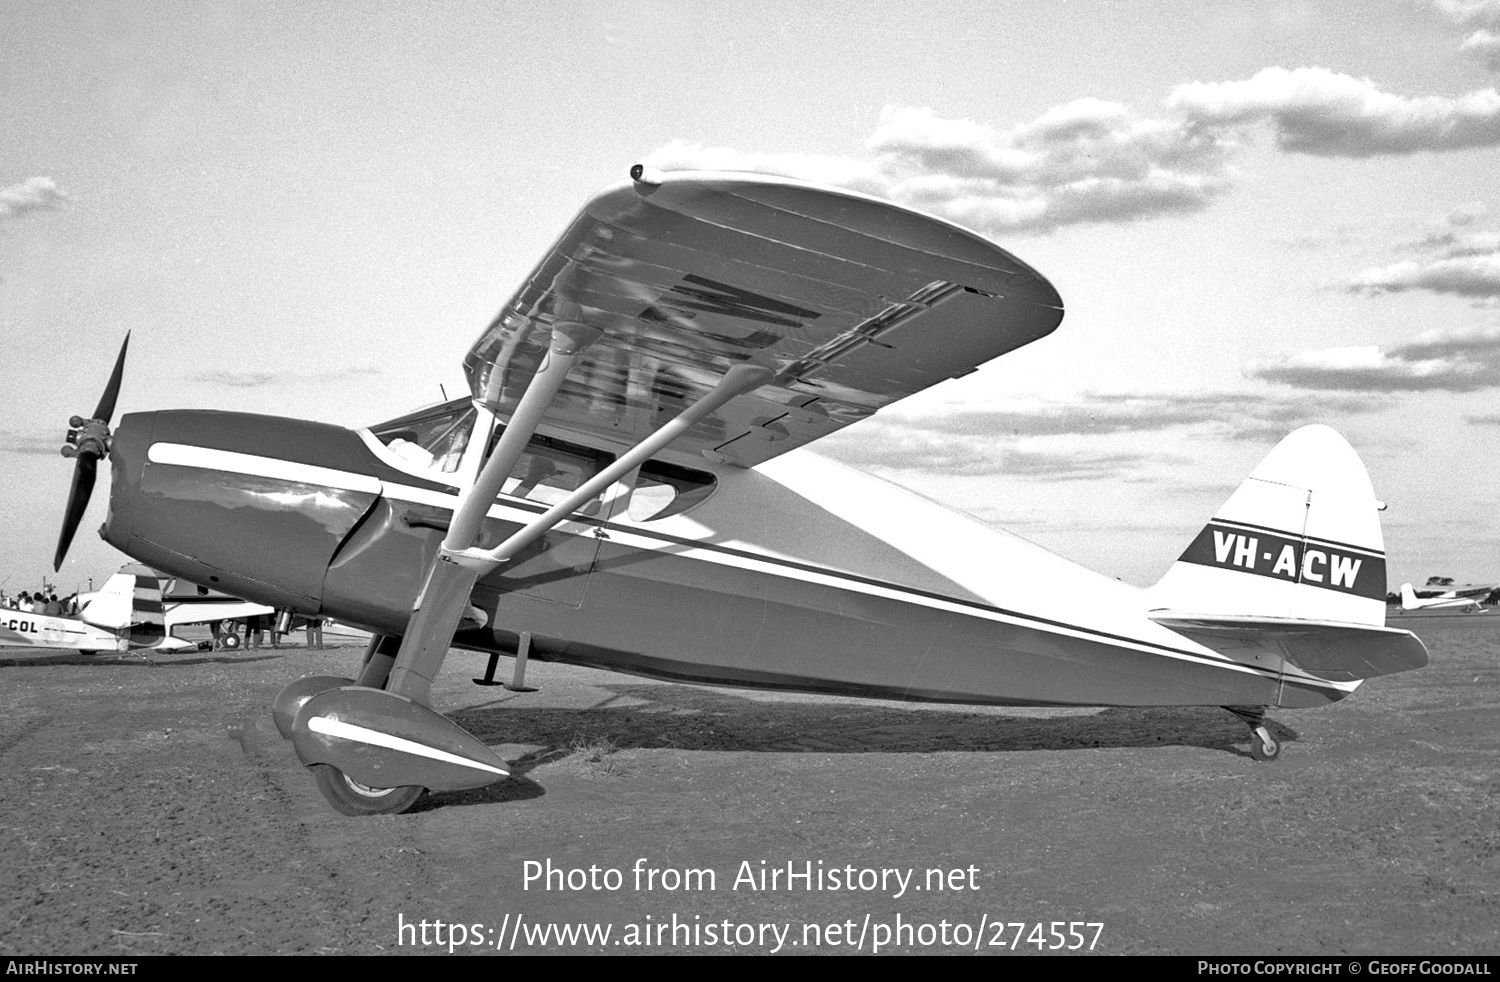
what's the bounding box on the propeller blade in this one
[54,333,130,572]
[53,455,98,572]
[91,332,131,422]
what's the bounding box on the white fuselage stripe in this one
[306,716,509,776]
[147,443,384,494]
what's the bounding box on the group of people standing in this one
[212,611,326,650]
[2,591,79,616]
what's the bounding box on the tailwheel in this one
[1224,705,1282,763]
[310,763,424,816]
[1248,726,1280,762]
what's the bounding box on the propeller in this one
[54,333,130,572]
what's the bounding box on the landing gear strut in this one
[1225,706,1280,761]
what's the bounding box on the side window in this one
[628,460,716,521]
[487,429,613,516]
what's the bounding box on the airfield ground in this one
[0,619,1495,956]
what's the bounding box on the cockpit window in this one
[485,427,613,515]
[371,400,476,475]
[369,399,715,521]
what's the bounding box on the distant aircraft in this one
[1398,582,1489,613]
[0,564,271,653]
[51,167,1429,815]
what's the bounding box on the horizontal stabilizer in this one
[1150,613,1428,682]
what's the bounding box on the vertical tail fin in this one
[77,564,168,646]
[1149,425,1388,627]
[126,566,166,647]
[77,570,136,629]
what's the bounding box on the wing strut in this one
[383,359,773,706]
[444,321,600,552]
[456,362,772,566]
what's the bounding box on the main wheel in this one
[310,763,424,816]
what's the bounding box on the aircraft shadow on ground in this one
[0,651,282,669]
[405,683,1303,813]
[448,682,1298,771]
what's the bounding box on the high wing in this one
[463,170,1064,466]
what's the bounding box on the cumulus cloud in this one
[1431,0,1500,23]
[866,103,1237,233]
[1462,28,1500,70]
[642,101,1238,235]
[644,50,1500,240]
[1448,202,1488,226]
[1370,208,1500,298]
[879,388,1380,441]
[1250,325,1500,392]
[645,65,1500,236]
[191,371,277,388]
[1347,253,1500,298]
[642,140,886,195]
[0,177,66,222]
[1430,1,1500,68]
[819,419,1154,480]
[1404,229,1500,256]
[815,386,1384,481]
[186,365,380,388]
[1167,66,1500,156]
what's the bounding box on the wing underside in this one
[463,171,1064,465]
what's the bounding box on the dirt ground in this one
[1,618,1495,956]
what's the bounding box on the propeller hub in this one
[62,417,112,460]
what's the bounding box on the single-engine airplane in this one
[1,564,272,653]
[1398,582,1489,614]
[53,167,1428,815]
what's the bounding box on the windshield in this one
[370,399,477,476]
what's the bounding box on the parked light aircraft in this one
[1,565,272,653]
[1398,583,1489,613]
[53,167,1429,815]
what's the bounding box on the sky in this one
[2,0,1498,595]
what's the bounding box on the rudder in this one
[1149,425,1388,627]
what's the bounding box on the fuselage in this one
[0,608,193,653]
[100,403,1353,709]
[0,610,118,652]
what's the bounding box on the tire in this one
[1249,729,1281,762]
[310,763,424,816]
